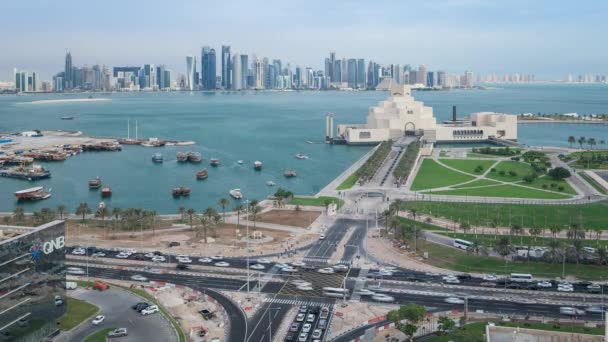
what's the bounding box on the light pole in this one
[245,199,250,295]
[267,307,281,342]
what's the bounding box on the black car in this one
[132,302,150,312]
[176,264,188,270]
[285,332,295,341]
[168,241,180,247]
[132,254,146,260]
[457,274,472,280]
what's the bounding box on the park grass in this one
[439,159,496,175]
[290,196,344,209]
[58,297,99,330]
[450,179,501,189]
[429,184,572,200]
[395,200,608,230]
[336,173,359,190]
[428,321,603,342]
[467,152,500,159]
[5,320,46,339]
[398,216,448,231]
[411,159,475,191]
[84,327,117,342]
[439,232,608,248]
[420,240,608,280]
[580,172,608,195]
[522,176,577,195]
[486,161,535,182]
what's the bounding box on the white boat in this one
[237,160,244,165]
[14,186,51,200]
[266,181,276,187]
[175,141,195,146]
[295,153,308,159]
[254,161,262,170]
[229,189,243,199]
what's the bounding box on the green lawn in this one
[580,172,608,195]
[450,179,501,189]
[440,232,608,248]
[439,159,496,175]
[420,240,608,279]
[84,327,117,342]
[522,176,577,195]
[394,200,608,230]
[58,297,99,330]
[398,216,448,231]
[411,159,475,191]
[336,173,359,190]
[430,184,571,199]
[428,322,486,342]
[467,152,500,159]
[486,161,535,182]
[289,196,344,209]
[5,320,47,339]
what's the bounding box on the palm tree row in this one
[568,135,606,150]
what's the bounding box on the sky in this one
[1,0,607,80]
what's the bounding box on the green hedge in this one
[393,142,420,184]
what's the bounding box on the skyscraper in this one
[253,58,264,89]
[417,65,427,84]
[347,59,357,88]
[201,47,217,90]
[240,54,248,89]
[186,55,196,91]
[221,45,231,89]
[232,53,242,90]
[64,51,73,90]
[426,71,435,87]
[357,59,366,88]
[437,71,446,87]
[332,59,341,86]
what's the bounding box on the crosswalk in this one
[264,296,335,306]
[302,257,352,265]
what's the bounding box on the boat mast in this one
[127,119,130,139]
[135,120,138,141]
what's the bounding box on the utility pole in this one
[246,199,250,295]
[464,296,469,323]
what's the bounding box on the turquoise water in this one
[1,84,607,213]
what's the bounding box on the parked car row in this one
[285,305,329,342]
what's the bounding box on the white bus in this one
[66,267,85,275]
[322,287,349,298]
[509,273,533,283]
[453,239,473,250]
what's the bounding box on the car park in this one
[92,315,105,325]
[290,323,300,332]
[130,275,148,282]
[141,305,159,315]
[306,314,315,322]
[107,328,128,338]
[312,329,322,339]
[298,333,308,342]
[302,323,312,333]
[444,297,465,304]
[296,313,305,322]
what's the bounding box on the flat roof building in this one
[0,221,66,341]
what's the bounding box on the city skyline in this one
[2,0,607,80]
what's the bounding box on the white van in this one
[65,281,77,290]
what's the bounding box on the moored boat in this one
[0,164,51,181]
[172,186,191,197]
[61,116,74,120]
[229,188,243,199]
[266,181,276,187]
[89,177,102,189]
[101,187,112,197]
[237,160,244,165]
[196,169,208,180]
[152,153,163,163]
[283,170,297,178]
[295,153,308,159]
[176,152,188,162]
[253,161,263,170]
[187,152,202,163]
[14,186,51,201]
[210,158,220,166]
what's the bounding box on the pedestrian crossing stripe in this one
[264,297,335,306]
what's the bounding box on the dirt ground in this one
[327,302,395,339]
[254,209,320,228]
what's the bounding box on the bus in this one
[453,239,473,250]
[509,273,533,283]
[322,287,350,298]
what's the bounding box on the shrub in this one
[542,184,548,189]
[499,170,506,176]
[511,157,520,161]
[548,167,572,180]
[558,186,564,191]
[490,168,496,172]
[550,183,557,188]
[508,170,517,177]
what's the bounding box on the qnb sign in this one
[41,236,65,255]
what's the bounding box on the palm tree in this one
[177,206,186,222]
[95,206,109,227]
[569,239,584,264]
[595,246,608,265]
[249,204,262,232]
[148,210,158,236]
[409,208,418,221]
[75,203,91,223]
[233,204,244,229]
[547,239,562,263]
[578,136,586,149]
[510,224,524,244]
[529,227,542,242]
[494,237,513,261]
[13,207,25,222]
[490,219,499,239]
[459,221,471,234]
[111,207,122,236]
[469,239,487,256]
[588,138,597,150]
[566,223,585,240]
[57,204,67,220]
[198,215,210,243]
[549,225,562,238]
[599,139,606,147]
[186,208,196,231]
[218,198,230,222]
[567,136,576,148]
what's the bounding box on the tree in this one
[233,204,244,229]
[75,203,91,223]
[398,323,418,341]
[547,239,563,263]
[459,221,471,234]
[567,136,576,148]
[549,225,562,238]
[548,167,571,180]
[566,223,585,240]
[249,202,262,232]
[186,208,196,231]
[399,303,426,325]
[569,239,584,264]
[437,316,456,334]
[578,136,586,149]
[95,206,109,227]
[494,237,513,260]
[148,210,158,236]
[177,206,186,222]
[510,224,524,244]
[198,215,210,242]
[322,198,333,213]
[13,207,25,222]
[57,204,67,220]
[469,239,487,256]
[588,137,596,150]
[203,207,219,242]
[218,198,230,222]
[595,246,608,265]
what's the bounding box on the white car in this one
[198,258,213,263]
[281,266,298,273]
[332,264,349,272]
[444,297,465,304]
[317,267,335,274]
[307,314,316,322]
[116,253,129,259]
[372,294,394,302]
[250,264,265,270]
[177,254,189,259]
[537,281,553,288]
[302,323,312,333]
[292,261,306,267]
[66,267,85,275]
[296,285,314,291]
[92,315,105,325]
[444,278,460,284]
[144,252,156,258]
[296,313,305,322]
[141,305,159,315]
[92,252,106,257]
[211,255,224,260]
[381,266,397,272]
[557,285,574,292]
[319,234,326,240]
[177,257,192,264]
[147,268,163,274]
[130,275,148,282]
[215,262,230,267]
[72,248,86,255]
[151,256,166,262]
[257,258,272,264]
[482,274,498,281]
[356,289,376,296]
[292,280,311,286]
[560,307,585,316]
[378,270,393,277]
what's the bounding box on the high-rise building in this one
[240,54,248,89]
[417,65,427,84]
[253,58,264,89]
[328,52,336,83]
[462,71,474,88]
[347,59,357,88]
[186,55,196,91]
[426,71,435,87]
[201,47,217,90]
[341,58,348,83]
[332,60,341,86]
[409,70,418,85]
[437,71,446,87]
[232,53,242,90]
[221,45,231,89]
[64,51,73,90]
[357,59,366,88]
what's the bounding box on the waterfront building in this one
[0,221,66,340]
[201,47,217,90]
[253,58,264,89]
[64,51,73,90]
[232,53,242,90]
[408,70,418,85]
[437,70,446,87]
[332,59,341,87]
[347,59,357,88]
[53,74,63,92]
[357,59,366,88]
[417,64,427,84]
[221,45,231,89]
[426,71,435,87]
[336,83,517,144]
[185,55,196,91]
[462,70,474,87]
